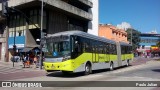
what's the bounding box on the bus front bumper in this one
[43,61,74,71]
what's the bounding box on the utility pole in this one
[13,20,16,67]
[39,0,44,69]
[131,29,133,45]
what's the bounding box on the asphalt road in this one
[0,57,152,81]
[0,57,160,90]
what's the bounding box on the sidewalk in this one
[0,60,22,68]
[0,60,44,71]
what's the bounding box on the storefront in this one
[137,47,151,57]
[150,46,160,57]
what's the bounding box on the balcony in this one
[0,0,92,21]
[46,0,92,20]
[78,0,93,7]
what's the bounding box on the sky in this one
[99,0,160,33]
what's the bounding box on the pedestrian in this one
[33,55,38,69]
[23,54,30,68]
[27,54,30,68]
[23,55,27,68]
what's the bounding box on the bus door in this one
[102,45,107,62]
[105,44,110,63]
[95,47,99,62]
[92,46,97,63]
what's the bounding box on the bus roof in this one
[47,31,116,44]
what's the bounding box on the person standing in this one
[26,54,30,68]
[23,55,28,68]
[33,55,38,69]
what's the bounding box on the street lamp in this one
[36,38,40,45]
[36,39,40,42]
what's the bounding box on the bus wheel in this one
[84,64,91,75]
[110,62,114,71]
[126,60,130,66]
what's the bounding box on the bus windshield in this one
[45,41,70,58]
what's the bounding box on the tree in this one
[126,28,141,51]
[156,42,160,47]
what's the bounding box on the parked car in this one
[11,56,20,62]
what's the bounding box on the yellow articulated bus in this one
[43,31,133,75]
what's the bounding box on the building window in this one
[18,30,22,36]
[9,30,14,37]
[112,31,114,36]
[9,14,26,37]
[142,45,145,49]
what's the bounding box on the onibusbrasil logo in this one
[1,82,42,87]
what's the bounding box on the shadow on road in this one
[152,69,160,72]
[46,71,85,78]
[46,65,131,78]
[92,65,131,74]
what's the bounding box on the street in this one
[0,0,159,90]
[0,57,160,90]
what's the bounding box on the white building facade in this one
[87,0,99,36]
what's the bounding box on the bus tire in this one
[84,63,91,75]
[110,62,114,71]
[126,60,130,66]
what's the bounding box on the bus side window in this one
[71,36,80,58]
[71,36,74,52]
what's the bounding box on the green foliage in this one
[156,42,160,47]
[126,28,141,51]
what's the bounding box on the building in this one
[0,18,6,61]
[88,0,99,36]
[0,0,99,62]
[137,33,160,57]
[98,24,129,43]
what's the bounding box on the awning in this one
[146,50,150,52]
[20,47,33,52]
